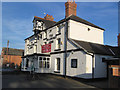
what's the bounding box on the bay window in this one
[39,57,50,68]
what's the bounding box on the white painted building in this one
[21,1,117,79]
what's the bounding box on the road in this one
[2,73,96,89]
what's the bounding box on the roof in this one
[2,47,24,56]
[67,15,104,30]
[71,39,117,56]
[106,46,120,57]
[25,15,104,40]
[34,16,56,29]
[43,15,105,31]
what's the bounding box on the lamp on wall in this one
[71,51,74,54]
[61,41,63,45]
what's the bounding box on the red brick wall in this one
[111,65,120,76]
[65,1,77,17]
[3,55,22,66]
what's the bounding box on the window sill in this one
[56,33,61,36]
[54,49,61,51]
[54,71,60,73]
[43,38,47,40]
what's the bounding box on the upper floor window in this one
[44,31,47,39]
[56,38,61,49]
[57,26,61,34]
[34,45,37,53]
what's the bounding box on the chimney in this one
[44,14,54,21]
[65,0,77,17]
[118,33,120,46]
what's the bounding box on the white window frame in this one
[38,56,50,69]
[56,26,61,34]
[56,38,61,49]
[55,58,60,71]
[44,31,47,39]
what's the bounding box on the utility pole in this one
[6,40,9,67]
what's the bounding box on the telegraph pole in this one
[6,40,9,67]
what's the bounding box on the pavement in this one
[2,72,97,89]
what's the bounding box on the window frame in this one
[56,38,61,49]
[71,59,77,68]
[55,58,60,72]
[38,56,50,69]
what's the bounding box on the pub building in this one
[21,1,118,79]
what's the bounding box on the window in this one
[39,57,42,68]
[44,31,47,39]
[71,59,77,68]
[47,58,50,68]
[56,38,61,49]
[39,57,50,68]
[55,58,60,71]
[34,45,37,53]
[40,34,42,39]
[26,58,29,67]
[57,26,61,34]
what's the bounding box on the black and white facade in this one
[21,1,117,79]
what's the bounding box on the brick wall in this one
[3,55,22,66]
[110,65,120,76]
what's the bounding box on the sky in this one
[2,2,118,52]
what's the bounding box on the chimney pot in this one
[44,14,54,21]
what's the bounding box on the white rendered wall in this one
[69,20,104,44]
[50,53,64,75]
[94,54,113,78]
[66,51,87,78]
[85,54,93,78]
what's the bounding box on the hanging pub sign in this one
[41,43,51,53]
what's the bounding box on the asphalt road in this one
[2,73,96,88]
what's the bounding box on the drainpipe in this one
[64,19,68,78]
[92,54,95,79]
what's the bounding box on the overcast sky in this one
[2,2,118,51]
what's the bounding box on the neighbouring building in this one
[0,55,1,67]
[1,47,24,69]
[21,1,118,79]
[102,27,120,88]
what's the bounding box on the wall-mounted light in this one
[61,41,63,45]
[88,28,90,31]
[71,51,74,54]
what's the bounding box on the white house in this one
[21,1,117,79]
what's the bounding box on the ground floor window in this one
[71,59,77,68]
[55,58,60,71]
[39,57,50,68]
[26,58,29,67]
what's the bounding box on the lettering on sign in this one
[41,43,51,53]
